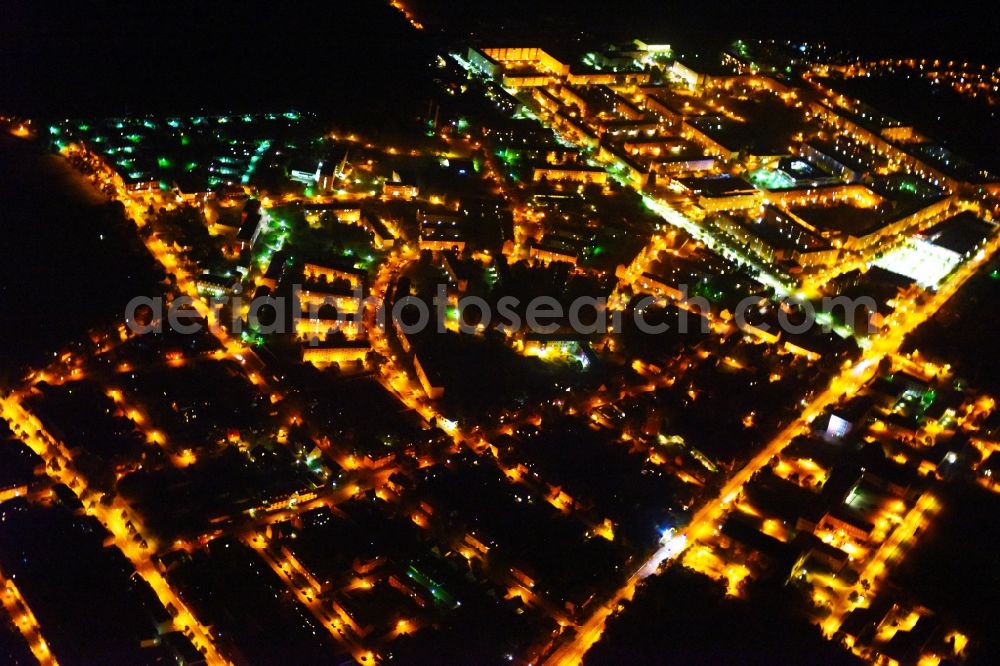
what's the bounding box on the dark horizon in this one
[2,0,998,118]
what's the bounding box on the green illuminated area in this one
[253,215,291,271]
[732,39,751,59]
[406,565,457,609]
[48,112,311,192]
[689,277,726,303]
[496,148,519,167]
[890,381,942,422]
[748,168,795,190]
[241,140,271,185]
[240,328,266,347]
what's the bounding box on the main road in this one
[545,225,1000,665]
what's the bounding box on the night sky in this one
[1,0,997,118]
